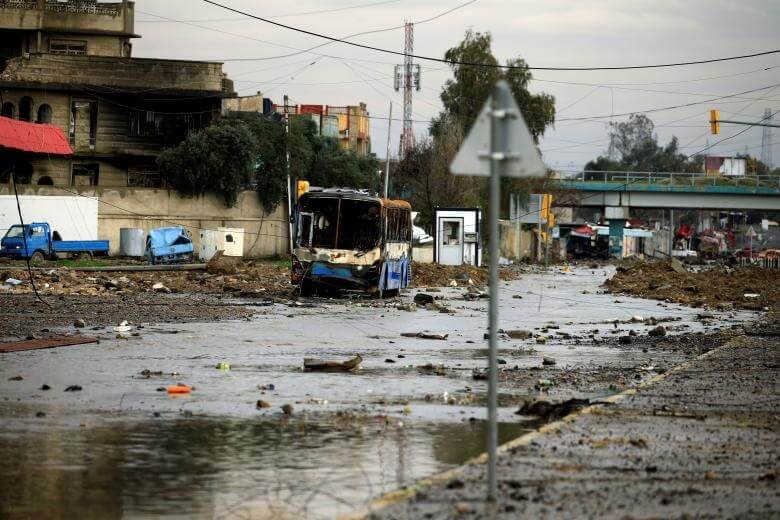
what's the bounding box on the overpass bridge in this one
[553,171,780,257]
[555,171,780,210]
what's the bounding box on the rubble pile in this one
[0,260,292,298]
[604,261,779,310]
[411,262,518,288]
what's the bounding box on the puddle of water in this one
[0,412,528,519]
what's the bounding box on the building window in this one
[19,97,33,122]
[128,110,210,137]
[13,161,33,184]
[127,169,163,188]
[71,163,99,186]
[70,99,98,148]
[1,102,15,119]
[50,40,87,56]
[37,104,53,124]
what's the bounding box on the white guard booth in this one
[433,208,482,266]
[199,227,245,261]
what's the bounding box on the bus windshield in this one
[298,197,381,251]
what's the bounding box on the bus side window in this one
[297,213,313,247]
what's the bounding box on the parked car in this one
[145,226,194,264]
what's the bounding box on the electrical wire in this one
[201,0,780,71]
[137,0,401,22]
[684,109,780,159]
[10,170,49,307]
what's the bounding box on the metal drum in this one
[119,228,145,257]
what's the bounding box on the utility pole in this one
[761,107,774,170]
[384,101,393,198]
[284,94,293,253]
[394,21,420,157]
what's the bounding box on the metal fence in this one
[562,170,780,190]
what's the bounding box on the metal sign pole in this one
[487,85,502,502]
[449,80,548,503]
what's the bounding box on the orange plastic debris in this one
[167,384,192,394]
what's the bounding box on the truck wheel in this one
[30,251,45,264]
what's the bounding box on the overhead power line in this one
[138,0,401,22]
[201,0,780,71]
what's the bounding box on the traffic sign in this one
[450,81,546,178]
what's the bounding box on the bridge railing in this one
[561,170,780,190]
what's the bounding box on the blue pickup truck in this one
[0,222,109,262]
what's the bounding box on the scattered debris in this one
[0,335,98,354]
[256,400,272,409]
[648,325,667,337]
[506,329,532,340]
[281,403,294,415]
[413,293,435,305]
[303,354,363,372]
[516,398,590,420]
[152,282,172,294]
[64,385,82,392]
[167,384,191,394]
[40,384,50,390]
[73,319,86,328]
[258,383,276,391]
[401,332,448,340]
[542,356,557,366]
[216,361,231,371]
[8,375,23,381]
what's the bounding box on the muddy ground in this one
[364,311,779,519]
[604,260,779,310]
[0,258,519,342]
[0,265,766,518]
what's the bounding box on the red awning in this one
[0,116,73,155]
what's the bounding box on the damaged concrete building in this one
[0,0,233,187]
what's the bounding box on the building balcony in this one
[1,53,227,94]
[0,0,135,36]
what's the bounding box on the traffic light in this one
[710,109,720,135]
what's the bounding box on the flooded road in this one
[0,267,755,518]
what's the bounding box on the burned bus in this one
[291,188,412,295]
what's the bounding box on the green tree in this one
[432,30,555,143]
[158,118,256,207]
[585,114,702,174]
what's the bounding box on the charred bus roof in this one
[301,188,411,210]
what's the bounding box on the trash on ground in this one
[216,361,230,371]
[0,335,98,353]
[167,384,192,394]
[400,332,448,340]
[516,398,590,420]
[303,354,362,372]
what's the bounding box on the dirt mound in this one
[411,262,518,288]
[604,261,779,310]
[0,260,292,298]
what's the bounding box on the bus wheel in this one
[30,251,45,264]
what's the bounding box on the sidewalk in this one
[362,318,780,519]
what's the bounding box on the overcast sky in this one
[132,0,780,172]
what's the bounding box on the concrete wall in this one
[413,244,433,263]
[0,185,290,258]
[0,1,134,38]
[1,54,225,92]
[499,220,534,261]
